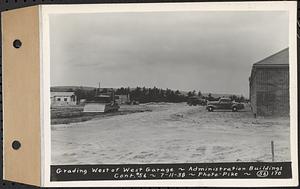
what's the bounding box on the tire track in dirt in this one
[51,103,290,164]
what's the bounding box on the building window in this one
[57,98,61,101]
[64,98,68,101]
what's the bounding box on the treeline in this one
[74,89,97,102]
[71,86,247,103]
[228,95,247,103]
[73,87,189,103]
[205,94,247,102]
[115,87,187,103]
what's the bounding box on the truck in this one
[206,98,244,112]
[187,96,207,106]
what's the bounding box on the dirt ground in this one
[51,103,290,164]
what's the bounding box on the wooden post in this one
[271,140,275,162]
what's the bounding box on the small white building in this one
[51,91,77,106]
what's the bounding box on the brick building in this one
[249,48,289,116]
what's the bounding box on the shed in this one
[51,91,77,106]
[249,48,289,116]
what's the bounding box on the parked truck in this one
[187,96,207,106]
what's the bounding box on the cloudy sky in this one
[50,11,288,96]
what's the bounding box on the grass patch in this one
[51,105,152,125]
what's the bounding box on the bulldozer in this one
[83,89,120,113]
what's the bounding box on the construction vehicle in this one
[83,84,120,113]
[187,96,207,106]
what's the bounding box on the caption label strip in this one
[51,162,292,181]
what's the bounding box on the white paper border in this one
[40,1,298,187]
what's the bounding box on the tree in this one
[74,88,96,102]
[241,95,245,101]
[192,90,196,96]
[229,95,239,102]
[207,93,214,101]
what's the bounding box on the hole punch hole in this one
[12,140,21,150]
[13,39,22,49]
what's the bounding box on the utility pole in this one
[97,82,101,96]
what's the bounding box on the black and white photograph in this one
[41,2,298,187]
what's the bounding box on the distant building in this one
[115,94,130,104]
[249,48,289,116]
[51,91,77,106]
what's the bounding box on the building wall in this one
[249,72,257,115]
[251,67,289,116]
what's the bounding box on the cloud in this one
[50,11,288,96]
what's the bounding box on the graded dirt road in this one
[51,103,290,164]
